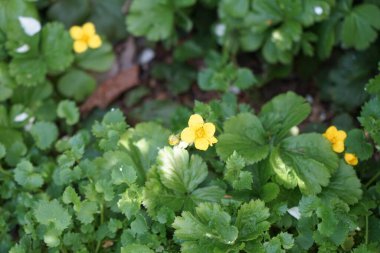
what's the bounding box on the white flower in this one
[15,44,30,53]
[139,48,155,64]
[14,112,28,122]
[18,16,41,36]
[314,6,323,15]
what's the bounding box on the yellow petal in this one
[82,22,96,36]
[194,138,209,151]
[203,123,216,137]
[88,35,102,48]
[181,127,195,143]
[73,40,88,53]
[344,153,358,166]
[323,126,337,140]
[332,141,344,153]
[337,130,347,142]
[208,136,218,146]
[188,114,204,129]
[69,26,83,40]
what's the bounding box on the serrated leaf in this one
[34,199,71,232]
[130,214,148,235]
[62,186,81,207]
[9,57,46,86]
[77,201,97,224]
[30,121,58,150]
[345,129,373,160]
[235,200,270,241]
[117,185,143,219]
[157,147,207,193]
[259,92,311,142]
[321,160,362,205]
[57,100,79,125]
[359,97,380,145]
[270,133,339,195]
[217,113,270,164]
[41,22,73,73]
[0,128,27,166]
[127,0,174,41]
[366,73,380,96]
[57,69,96,102]
[224,151,252,190]
[14,160,43,190]
[173,203,239,247]
[341,4,380,50]
[261,182,280,202]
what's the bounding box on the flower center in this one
[195,127,206,138]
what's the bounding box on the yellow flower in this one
[180,114,218,151]
[323,126,347,153]
[344,153,358,166]
[69,22,102,54]
[168,134,180,146]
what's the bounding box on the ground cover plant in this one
[1,0,380,252]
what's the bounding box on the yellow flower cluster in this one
[69,22,102,54]
[323,126,358,166]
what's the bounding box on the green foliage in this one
[127,0,196,41]
[57,100,79,125]
[341,4,380,50]
[217,113,270,164]
[30,121,58,150]
[270,133,338,195]
[259,92,311,142]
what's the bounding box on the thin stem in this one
[365,215,369,245]
[364,171,380,188]
[95,203,105,253]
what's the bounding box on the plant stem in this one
[365,215,369,245]
[364,171,380,188]
[95,203,105,253]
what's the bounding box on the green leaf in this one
[130,214,148,235]
[77,201,97,224]
[34,199,72,232]
[157,147,207,193]
[366,73,380,96]
[57,100,79,125]
[261,182,280,202]
[224,151,252,190]
[9,58,47,86]
[121,244,154,253]
[345,129,373,160]
[117,185,143,219]
[0,142,5,159]
[127,0,174,41]
[321,160,362,205]
[220,0,249,18]
[359,97,380,145]
[30,121,58,150]
[0,128,27,166]
[235,200,270,241]
[259,92,311,142]
[341,4,380,50]
[76,42,115,72]
[57,69,96,102]
[217,113,270,164]
[41,22,74,74]
[173,203,239,249]
[270,133,339,195]
[62,186,81,207]
[14,160,43,190]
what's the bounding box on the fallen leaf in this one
[80,65,139,113]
